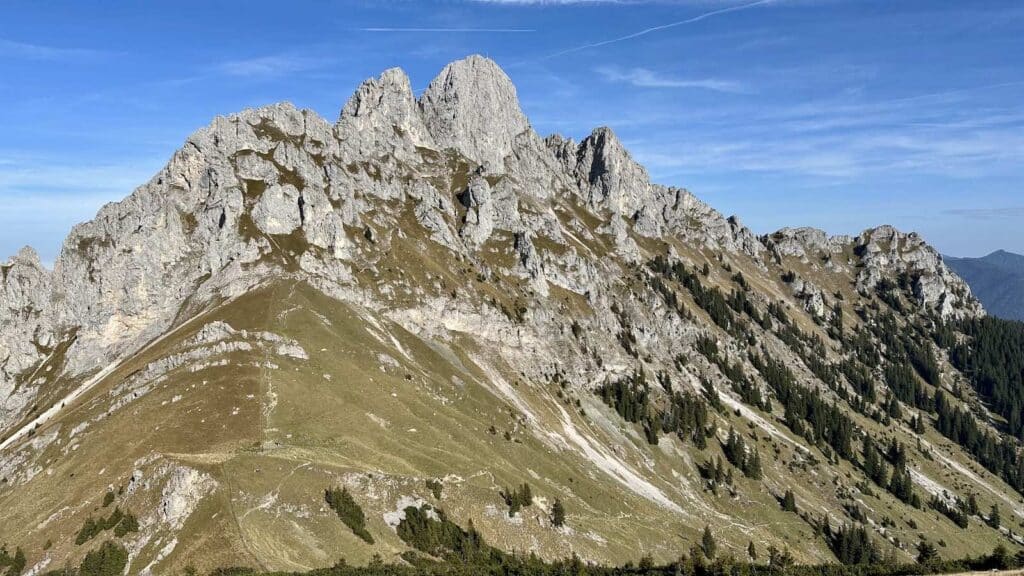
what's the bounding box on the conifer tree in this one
[987,504,1001,529]
[747,448,764,479]
[782,489,797,512]
[551,498,566,528]
[916,541,938,564]
[967,493,979,516]
[701,525,717,559]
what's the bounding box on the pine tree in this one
[887,440,907,469]
[782,489,797,513]
[551,498,566,528]
[862,437,888,486]
[747,448,763,479]
[966,493,979,516]
[888,466,915,505]
[747,540,757,561]
[8,547,26,576]
[916,541,938,564]
[987,504,1001,529]
[768,545,794,569]
[701,525,717,559]
[325,487,374,544]
[520,483,533,506]
[912,414,926,434]
[990,544,1010,570]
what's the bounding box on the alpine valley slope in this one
[0,55,1020,574]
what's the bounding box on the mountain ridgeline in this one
[1,55,1023,576]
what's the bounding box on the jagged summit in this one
[334,55,530,171]
[418,55,530,170]
[339,66,434,150]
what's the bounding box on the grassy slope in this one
[1,272,1021,574]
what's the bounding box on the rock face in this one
[572,127,653,217]
[158,466,217,530]
[0,247,53,426]
[419,55,529,170]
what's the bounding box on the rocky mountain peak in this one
[3,246,45,271]
[572,126,652,217]
[418,54,530,170]
[339,67,434,150]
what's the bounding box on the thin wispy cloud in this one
[598,66,747,93]
[0,157,164,262]
[216,55,329,78]
[0,38,106,61]
[357,27,535,33]
[884,80,1024,106]
[943,207,1024,220]
[539,0,776,59]
[0,159,160,197]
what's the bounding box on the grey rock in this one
[253,183,303,235]
[573,127,653,220]
[419,55,530,171]
[458,175,495,247]
[854,225,980,319]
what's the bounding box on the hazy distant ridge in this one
[946,250,1024,321]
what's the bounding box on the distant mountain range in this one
[946,250,1024,321]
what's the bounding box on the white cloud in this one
[597,66,747,93]
[0,159,158,197]
[216,55,328,78]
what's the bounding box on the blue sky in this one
[1,0,1022,264]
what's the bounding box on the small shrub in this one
[113,512,139,537]
[426,479,443,500]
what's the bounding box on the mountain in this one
[946,250,1024,321]
[0,55,1021,575]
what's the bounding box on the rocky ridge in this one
[0,57,978,429]
[0,55,998,573]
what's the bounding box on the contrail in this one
[358,27,536,33]
[539,0,776,60]
[886,80,1024,105]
